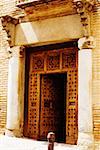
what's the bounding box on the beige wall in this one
[91,9,100,105]
[90,5,100,141]
[15,14,83,46]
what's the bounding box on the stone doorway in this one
[40,73,66,143]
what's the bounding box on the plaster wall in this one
[15,14,83,46]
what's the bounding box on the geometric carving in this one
[30,48,77,72]
[62,51,76,68]
[32,55,44,71]
[47,52,60,70]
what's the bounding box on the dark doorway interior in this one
[40,73,66,143]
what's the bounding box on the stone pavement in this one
[0,135,99,150]
[94,141,100,150]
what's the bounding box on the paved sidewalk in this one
[95,141,100,150]
[0,135,97,150]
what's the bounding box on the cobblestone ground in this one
[0,135,99,150]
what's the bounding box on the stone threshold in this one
[0,134,94,150]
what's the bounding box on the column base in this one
[5,129,15,137]
[78,132,94,149]
[5,128,23,137]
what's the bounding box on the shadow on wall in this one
[15,14,83,46]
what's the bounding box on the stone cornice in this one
[1,15,19,47]
[15,0,76,22]
[1,15,19,25]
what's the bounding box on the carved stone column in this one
[5,46,25,137]
[78,36,95,148]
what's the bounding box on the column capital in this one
[8,46,26,58]
[78,36,96,49]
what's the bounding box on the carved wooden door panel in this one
[27,73,40,139]
[40,74,66,142]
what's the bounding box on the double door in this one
[24,45,78,144]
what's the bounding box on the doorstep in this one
[0,135,94,150]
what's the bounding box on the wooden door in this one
[25,44,78,144]
[40,73,66,142]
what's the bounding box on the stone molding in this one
[78,36,95,49]
[73,0,95,37]
[12,46,26,57]
[93,0,100,11]
[19,46,26,58]
[6,46,26,59]
[1,15,19,47]
[15,0,76,22]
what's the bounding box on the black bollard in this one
[47,132,55,150]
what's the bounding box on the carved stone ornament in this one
[78,36,96,49]
[73,0,95,37]
[19,46,25,58]
[1,15,19,47]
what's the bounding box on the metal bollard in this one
[47,132,55,150]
